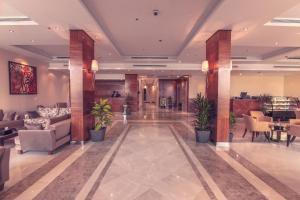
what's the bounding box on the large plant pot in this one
[195,129,211,143]
[90,127,106,142]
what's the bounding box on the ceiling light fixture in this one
[31,39,35,42]
[91,59,99,72]
[243,27,248,32]
[9,29,14,33]
[275,42,279,46]
[201,60,209,73]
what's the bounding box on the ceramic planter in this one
[90,127,106,142]
[195,129,210,143]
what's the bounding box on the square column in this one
[206,30,231,146]
[69,30,95,142]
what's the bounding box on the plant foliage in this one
[193,93,211,131]
[91,98,113,131]
[229,112,236,129]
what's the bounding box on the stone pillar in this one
[69,30,95,142]
[206,30,231,147]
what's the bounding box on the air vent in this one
[265,18,300,27]
[0,16,38,25]
[231,56,247,60]
[274,65,300,69]
[131,56,169,60]
[286,56,300,60]
[232,65,239,68]
[133,64,167,67]
[54,56,70,59]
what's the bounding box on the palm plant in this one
[193,93,211,131]
[91,98,113,131]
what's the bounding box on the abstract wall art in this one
[8,61,37,95]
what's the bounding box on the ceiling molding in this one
[176,0,222,56]
[262,47,300,60]
[80,0,124,56]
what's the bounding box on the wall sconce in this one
[201,60,209,73]
[91,59,99,72]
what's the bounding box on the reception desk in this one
[230,99,262,117]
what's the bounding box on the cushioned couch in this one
[15,119,71,154]
[24,107,71,129]
[0,147,10,190]
[0,109,24,129]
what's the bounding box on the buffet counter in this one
[230,99,262,117]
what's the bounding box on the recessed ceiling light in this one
[242,27,248,32]
[275,42,279,46]
[239,73,242,76]
[9,29,14,33]
[31,39,35,42]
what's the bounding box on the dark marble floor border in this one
[85,125,132,199]
[172,122,268,200]
[228,149,300,200]
[168,125,217,200]
[33,122,127,200]
[0,144,80,200]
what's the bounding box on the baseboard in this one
[215,142,230,151]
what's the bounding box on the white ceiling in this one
[1,0,300,73]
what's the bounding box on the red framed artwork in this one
[8,61,37,95]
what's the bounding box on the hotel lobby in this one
[1,0,300,199]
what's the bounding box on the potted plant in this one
[90,98,113,142]
[229,112,236,142]
[193,93,211,143]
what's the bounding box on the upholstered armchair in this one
[0,147,10,190]
[250,111,273,122]
[243,114,271,142]
[294,109,300,119]
[287,124,300,146]
[15,119,71,154]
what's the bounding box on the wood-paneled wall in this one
[206,30,231,143]
[95,80,125,112]
[125,74,139,112]
[69,30,95,142]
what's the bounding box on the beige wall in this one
[230,73,285,97]
[189,74,206,98]
[0,48,70,112]
[284,74,300,98]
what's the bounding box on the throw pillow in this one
[26,111,40,119]
[3,111,16,121]
[25,124,42,130]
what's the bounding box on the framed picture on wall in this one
[8,61,37,95]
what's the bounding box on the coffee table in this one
[0,129,18,146]
[269,122,289,142]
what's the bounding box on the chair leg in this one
[264,132,270,142]
[0,183,4,191]
[291,136,296,143]
[252,132,255,142]
[287,134,291,147]
[243,128,247,138]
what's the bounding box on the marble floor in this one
[1,112,300,200]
